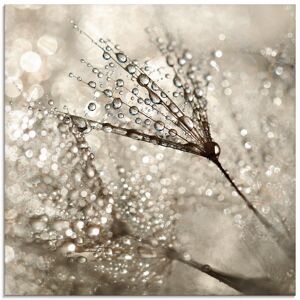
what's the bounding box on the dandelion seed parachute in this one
[65,21,293,259]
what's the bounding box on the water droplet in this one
[126,64,136,74]
[112,98,122,109]
[129,106,139,115]
[116,79,124,87]
[77,256,87,263]
[173,76,182,88]
[92,68,99,74]
[178,57,186,66]
[184,50,193,60]
[180,116,194,129]
[103,52,111,60]
[154,121,165,131]
[149,91,161,104]
[166,55,175,67]
[88,81,96,89]
[135,117,142,124]
[214,50,223,58]
[184,91,194,102]
[88,102,96,111]
[104,89,113,97]
[118,113,124,119]
[169,103,179,114]
[116,52,127,63]
[87,225,100,237]
[169,129,177,136]
[144,119,151,126]
[132,88,139,95]
[137,74,150,86]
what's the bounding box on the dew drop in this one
[135,117,142,124]
[88,81,96,89]
[173,76,182,88]
[132,88,139,95]
[169,129,177,136]
[126,64,136,74]
[137,74,150,86]
[154,121,165,131]
[180,116,194,129]
[184,50,193,60]
[104,89,113,97]
[103,52,111,60]
[129,106,139,115]
[88,102,96,111]
[116,52,127,63]
[149,91,161,104]
[169,103,179,114]
[112,98,122,109]
[116,79,124,87]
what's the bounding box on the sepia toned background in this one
[5,5,295,295]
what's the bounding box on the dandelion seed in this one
[61,22,291,255]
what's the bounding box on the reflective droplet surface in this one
[129,106,139,115]
[149,91,161,104]
[116,52,127,63]
[126,64,136,74]
[103,52,111,60]
[112,98,122,109]
[88,102,96,111]
[173,76,182,88]
[180,116,194,129]
[154,121,165,131]
[137,74,150,86]
[88,81,96,89]
[116,79,124,87]
[104,89,113,97]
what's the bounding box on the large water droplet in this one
[126,64,136,74]
[154,121,165,131]
[173,76,182,88]
[88,81,96,89]
[116,52,127,63]
[137,74,150,86]
[104,89,113,97]
[180,116,194,129]
[149,91,161,104]
[132,88,139,95]
[88,102,96,111]
[129,106,139,115]
[116,79,124,87]
[169,129,177,136]
[169,103,179,114]
[112,98,122,109]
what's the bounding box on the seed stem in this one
[212,158,294,260]
[166,248,281,295]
